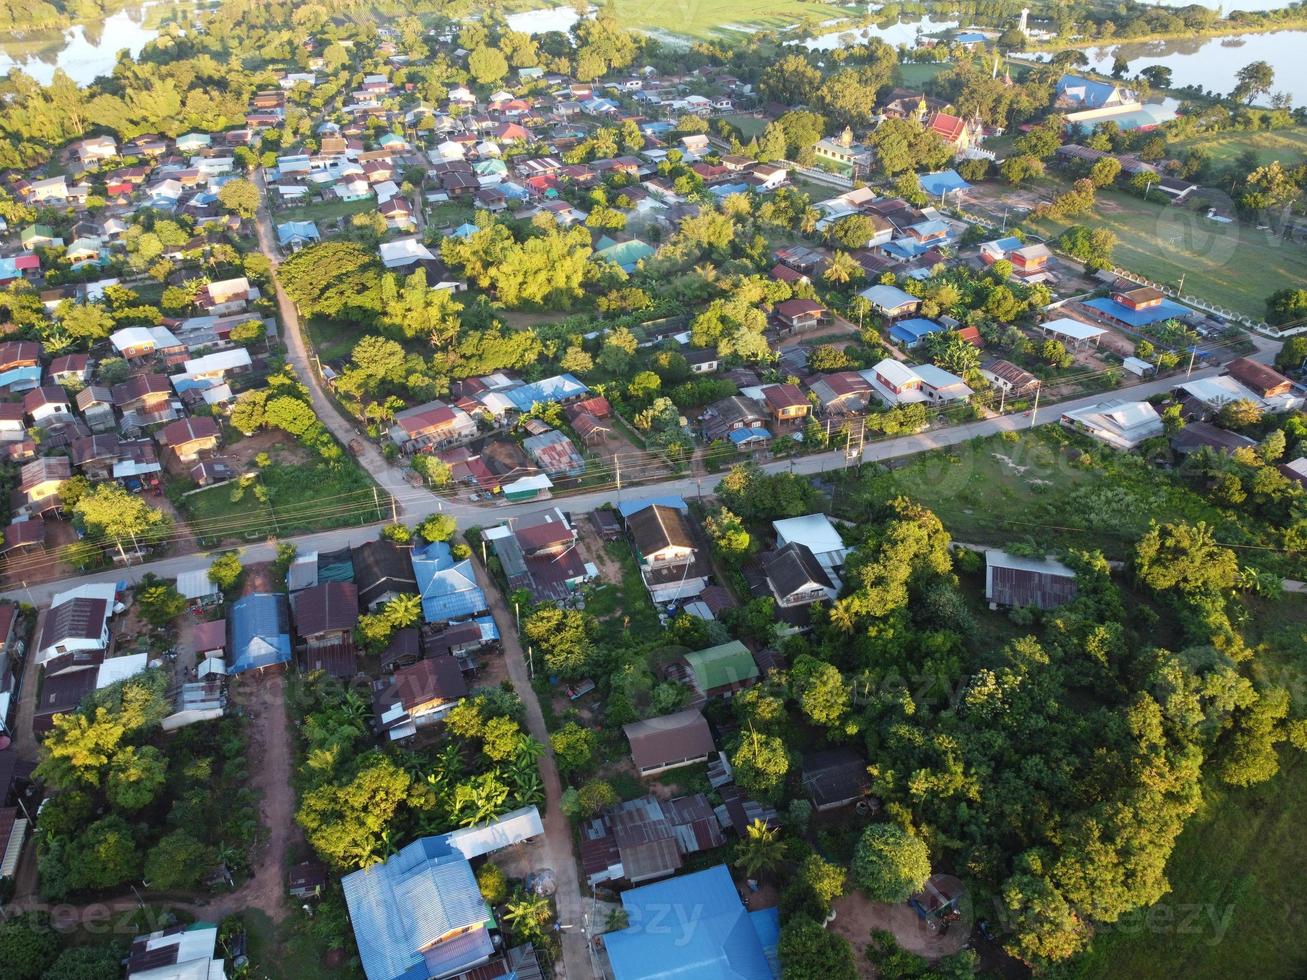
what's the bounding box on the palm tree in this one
[431,743,466,782]
[513,737,544,766]
[733,819,788,880]
[503,893,553,944]
[827,598,858,635]
[823,250,863,286]
[384,593,422,629]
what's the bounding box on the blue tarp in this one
[0,365,42,390]
[606,865,774,980]
[919,169,971,197]
[227,593,291,674]
[341,836,492,980]
[1084,296,1192,327]
[728,426,771,446]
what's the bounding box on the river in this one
[0,7,160,86]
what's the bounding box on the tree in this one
[56,300,114,341]
[468,45,509,85]
[733,819,788,879]
[137,581,185,627]
[729,730,790,802]
[778,916,858,980]
[1265,288,1307,327]
[851,824,931,903]
[792,655,851,733]
[44,944,126,980]
[522,606,594,678]
[296,752,413,868]
[74,483,169,555]
[822,250,862,286]
[418,513,457,542]
[1040,338,1073,369]
[68,815,142,891]
[1218,398,1264,431]
[1135,521,1238,595]
[478,863,509,905]
[382,593,422,630]
[106,745,167,811]
[413,455,453,488]
[218,177,258,218]
[209,552,243,592]
[0,916,60,980]
[1001,872,1090,964]
[145,829,212,889]
[1000,153,1045,186]
[1088,156,1122,188]
[1232,60,1274,104]
[550,721,597,776]
[797,853,848,906]
[704,507,751,564]
[1139,65,1172,89]
[229,318,265,345]
[577,779,618,815]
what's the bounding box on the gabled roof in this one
[684,641,758,692]
[626,504,695,556]
[227,593,291,673]
[341,836,491,980]
[157,416,220,446]
[292,582,359,637]
[764,542,833,599]
[624,708,715,771]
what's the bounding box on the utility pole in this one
[1177,272,1186,296]
[1186,346,1197,377]
[1029,385,1040,428]
[372,486,380,520]
[998,384,1006,414]
[614,455,621,498]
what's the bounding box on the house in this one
[373,656,468,739]
[112,373,173,418]
[0,403,23,443]
[197,277,253,315]
[605,865,778,980]
[288,861,327,901]
[1172,420,1257,456]
[571,412,611,445]
[126,923,225,980]
[625,501,707,603]
[700,395,768,442]
[624,708,716,776]
[76,385,116,432]
[504,373,588,413]
[801,746,872,811]
[1061,399,1163,450]
[773,298,825,333]
[522,429,585,478]
[23,385,72,426]
[47,352,90,386]
[860,283,923,319]
[388,402,477,452]
[75,135,118,164]
[69,433,120,479]
[581,795,725,887]
[353,539,418,611]
[36,594,112,665]
[762,542,836,609]
[379,237,436,269]
[1225,358,1294,401]
[110,325,184,360]
[761,383,809,425]
[293,582,359,677]
[914,363,973,403]
[889,317,944,349]
[685,349,720,375]
[411,540,488,625]
[0,518,45,558]
[227,593,292,674]
[866,359,925,406]
[156,416,220,462]
[809,371,874,416]
[984,549,1079,610]
[1083,289,1190,329]
[17,456,71,514]
[341,836,495,980]
[0,341,40,375]
[276,220,321,250]
[594,238,655,273]
[684,641,759,699]
[981,359,1041,397]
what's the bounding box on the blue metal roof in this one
[987,235,1024,253]
[341,836,492,980]
[1084,296,1191,327]
[227,593,291,674]
[890,318,944,345]
[919,169,971,197]
[606,865,775,980]
[277,220,320,245]
[882,238,932,260]
[0,365,42,390]
[412,541,487,624]
[728,426,771,446]
[505,374,589,412]
[1057,74,1123,109]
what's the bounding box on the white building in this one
[1061,399,1163,450]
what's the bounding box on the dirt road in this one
[471,559,592,980]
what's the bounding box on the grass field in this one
[307,315,369,363]
[1020,182,1307,318]
[893,62,950,88]
[182,459,384,546]
[832,428,1302,576]
[1171,126,1307,168]
[723,112,769,139]
[271,197,375,228]
[1066,596,1307,979]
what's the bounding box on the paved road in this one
[0,357,1253,606]
[251,171,416,506]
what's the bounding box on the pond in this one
[504,5,585,36]
[1023,30,1307,106]
[0,7,160,86]
[795,15,961,50]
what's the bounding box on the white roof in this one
[176,568,219,600]
[772,514,845,557]
[183,348,252,375]
[379,237,435,267]
[1284,457,1307,479]
[52,581,117,609]
[441,805,544,860]
[1042,317,1105,341]
[1122,356,1153,374]
[477,391,517,415]
[96,652,148,689]
[913,363,970,392]
[197,657,227,678]
[1176,376,1258,408]
[201,384,234,406]
[984,549,1076,576]
[110,325,181,352]
[502,474,553,494]
[870,358,920,389]
[128,924,224,980]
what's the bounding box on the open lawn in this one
[723,112,769,140]
[181,459,384,546]
[1019,181,1307,318]
[307,315,369,364]
[894,62,950,88]
[272,197,375,228]
[1066,595,1307,980]
[1171,126,1307,168]
[242,908,362,980]
[593,0,836,38]
[831,428,1303,577]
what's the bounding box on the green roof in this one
[685,640,757,692]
